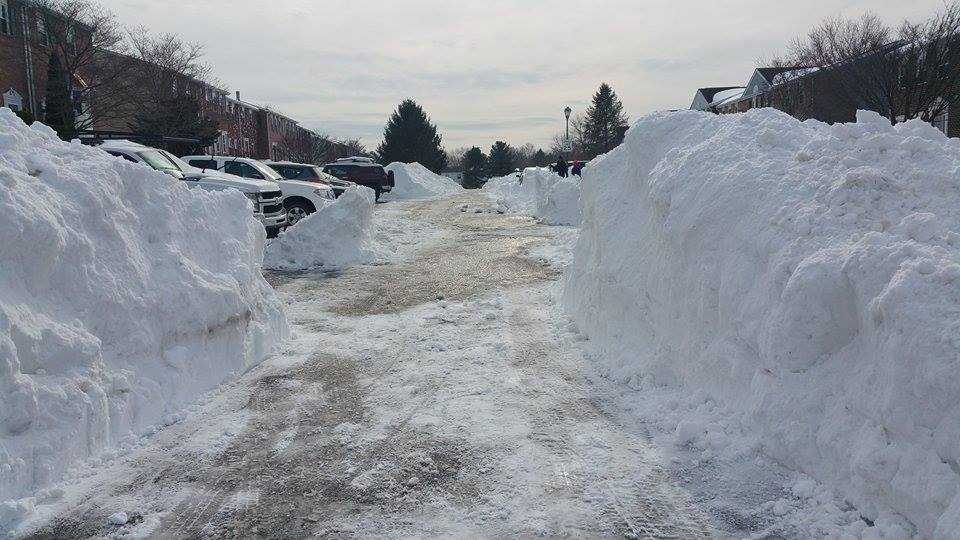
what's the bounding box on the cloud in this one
[108,0,946,149]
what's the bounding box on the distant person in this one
[571,161,584,177]
[555,158,569,178]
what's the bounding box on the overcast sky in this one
[105,0,942,151]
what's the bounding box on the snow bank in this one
[264,185,377,271]
[0,110,287,509]
[482,167,580,226]
[383,162,461,201]
[563,108,960,536]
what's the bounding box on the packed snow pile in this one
[482,167,580,226]
[0,110,287,511]
[383,162,462,201]
[563,108,960,536]
[264,185,378,270]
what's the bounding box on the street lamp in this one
[564,106,572,144]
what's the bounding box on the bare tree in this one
[32,0,129,137]
[123,29,223,152]
[445,146,469,170]
[778,4,960,124]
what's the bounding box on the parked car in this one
[100,141,287,235]
[181,156,336,226]
[263,161,354,198]
[320,157,394,200]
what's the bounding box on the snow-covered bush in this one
[383,162,461,201]
[563,108,960,536]
[0,110,288,505]
[264,185,378,270]
[483,167,580,225]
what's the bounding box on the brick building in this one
[0,2,321,163]
[0,0,90,120]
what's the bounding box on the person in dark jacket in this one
[571,161,584,177]
[555,158,569,178]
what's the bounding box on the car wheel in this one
[286,202,313,226]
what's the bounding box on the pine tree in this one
[486,141,515,178]
[375,99,447,173]
[43,54,77,140]
[462,146,487,189]
[581,83,629,158]
[532,149,548,167]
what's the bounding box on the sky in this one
[104,0,943,152]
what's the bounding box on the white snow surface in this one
[383,162,462,201]
[263,185,378,271]
[0,110,288,512]
[482,167,581,226]
[563,108,960,536]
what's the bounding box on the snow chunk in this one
[383,162,462,201]
[483,167,581,225]
[562,108,960,536]
[0,110,288,504]
[264,185,378,270]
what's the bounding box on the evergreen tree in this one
[461,146,487,189]
[43,54,77,140]
[375,99,447,173]
[581,83,629,158]
[486,141,515,178]
[532,149,548,167]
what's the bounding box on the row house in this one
[0,0,90,120]
[0,3,320,163]
[691,46,958,137]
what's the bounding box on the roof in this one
[697,86,743,103]
[756,67,805,84]
[264,161,313,166]
[711,88,747,107]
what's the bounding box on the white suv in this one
[182,156,336,226]
[100,141,288,235]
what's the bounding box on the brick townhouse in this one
[1,2,318,162]
[0,0,90,119]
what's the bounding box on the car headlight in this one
[314,188,335,200]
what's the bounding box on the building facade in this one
[0,0,86,119]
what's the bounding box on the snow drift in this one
[0,110,287,508]
[483,167,580,226]
[563,108,960,536]
[264,185,377,271]
[383,162,461,201]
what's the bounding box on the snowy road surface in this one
[23,194,720,538]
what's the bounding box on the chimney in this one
[235,91,241,101]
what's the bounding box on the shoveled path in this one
[24,193,713,538]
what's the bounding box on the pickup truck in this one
[182,156,336,226]
[100,141,288,235]
[320,157,394,201]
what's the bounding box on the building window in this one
[36,16,48,45]
[932,109,949,135]
[0,1,9,35]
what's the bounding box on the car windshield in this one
[249,161,283,181]
[158,150,192,172]
[137,150,180,173]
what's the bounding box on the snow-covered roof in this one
[711,88,747,107]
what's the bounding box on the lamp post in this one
[564,106,572,146]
